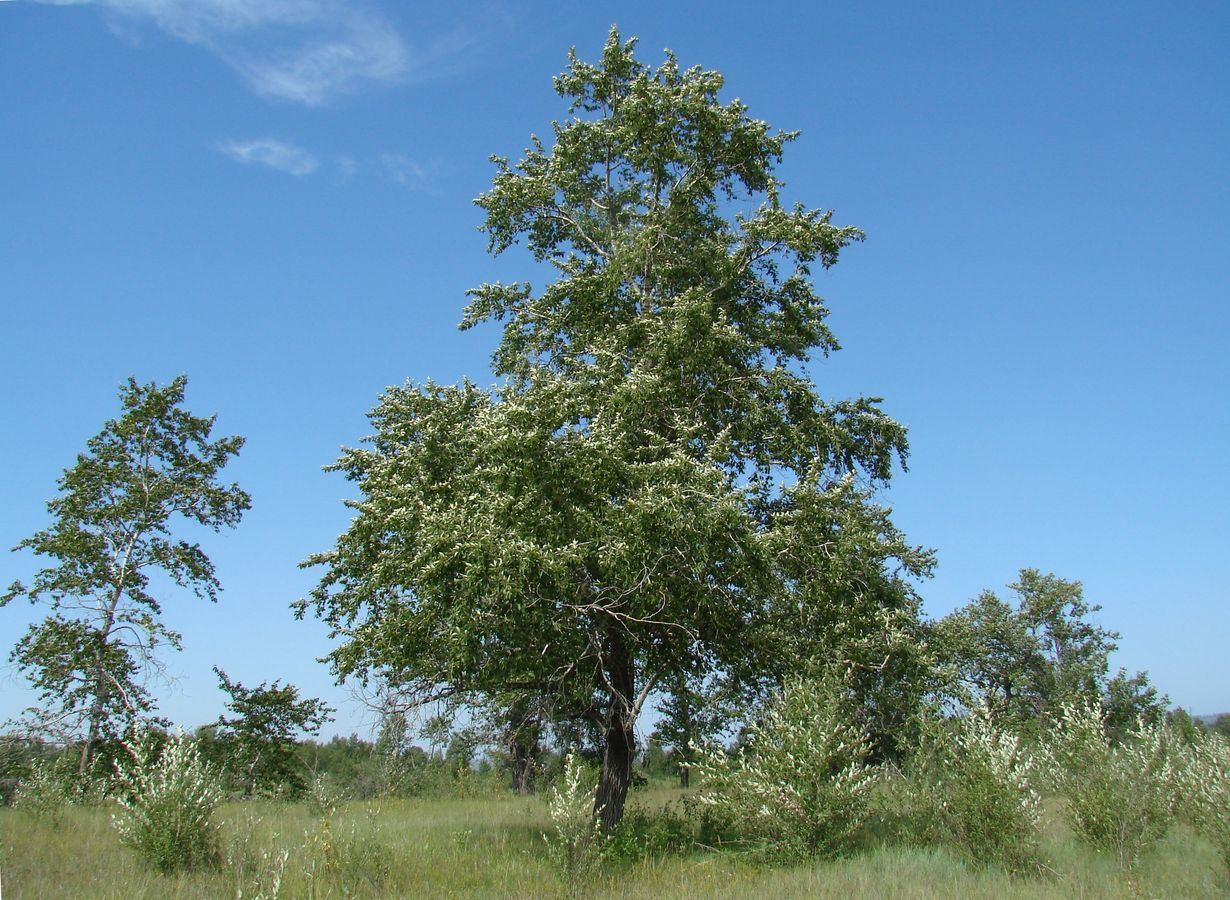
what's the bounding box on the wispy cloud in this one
[336,156,359,181]
[380,152,440,191]
[219,138,319,175]
[38,0,411,106]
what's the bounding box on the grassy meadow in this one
[1,785,1225,899]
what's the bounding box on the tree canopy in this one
[299,28,928,828]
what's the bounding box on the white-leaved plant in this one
[694,675,877,860]
[1180,731,1230,877]
[112,727,223,872]
[544,750,606,897]
[13,758,75,826]
[907,705,1042,873]
[1042,699,1175,867]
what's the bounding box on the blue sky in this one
[2,0,1227,741]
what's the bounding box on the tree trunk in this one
[507,698,541,795]
[79,667,109,777]
[80,587,125,777]
[595,712,635,830]
[679,763,689,789]
[511,749,535,795]
[594,627,636,831]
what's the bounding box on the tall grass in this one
[2,794,1226,898]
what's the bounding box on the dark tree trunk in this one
[679,764,689,789]
[594,627,636,831]
[595,712,635,830]
[511,749,535,795]
[506,697,541,795]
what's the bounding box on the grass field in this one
[1,785,1226,898]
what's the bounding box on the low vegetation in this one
[901,706,1043,874]
[3,687,1230,897]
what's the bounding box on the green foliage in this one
[213,667,334,798]
[111,728,223,872]
[2,376,248,767]
[3,788,1230,897]
[903,707,1042,873]
[300,26,925,832]
[1042,700,1176,867]
[1101,668,1166,741]
[605,801,695,864]
[694,676,877,860]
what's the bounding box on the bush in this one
[1179,731,1230,876]
[903,707,1042,873]
[1042,700,1175,867]
[543,750,607,897]
[693,675,877,861]
[111,728,223,872]
[606,802,694,863]
[13,757,75,826]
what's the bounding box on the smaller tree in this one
[906,706,1043,873]
[935,569,1163,730]
[1102,668,1166,741]
[477,693,547,795]
[652,672,727,788]
[112,728,223,873]
[213,668,333,797]
[3,376,249,774]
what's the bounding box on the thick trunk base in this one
[595,717,635,830]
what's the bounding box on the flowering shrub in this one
[694,676,876,860]
[543,751,607,896]
[112,728,223,872]
[1042,700,1175,867]
[1179,731,1230,876]
[906,706,1042,873]
[13,758,75,826]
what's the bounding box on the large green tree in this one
[3,376,249,773]
[299,29,926,828]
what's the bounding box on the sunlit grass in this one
[1,789,1226,898]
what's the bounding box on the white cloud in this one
[335,156,359,180]
[219,138,318,175]
[39,0,411,106]
[380,152,439,191]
